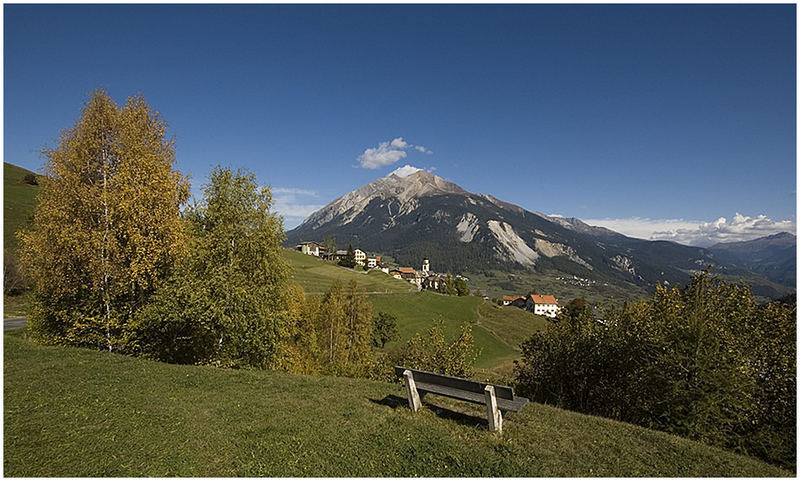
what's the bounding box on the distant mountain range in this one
[709,232,796,287]
[286,167,794,300]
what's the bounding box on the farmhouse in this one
[391,267,423,288]
[422,274,445,291]
[525,294,560,318]
[502,295,525,306]
[332,248,367,265]
[296,241,324,257]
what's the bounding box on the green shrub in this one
[397,320,481,378]
[514,271,796,470]
[372,311,399,348]
[22,173,37,185]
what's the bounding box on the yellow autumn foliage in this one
[19,89,189,350]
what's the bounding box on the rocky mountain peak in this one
[298,167,467,229]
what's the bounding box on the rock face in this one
[300,168,466,230]
[286,168,792,297]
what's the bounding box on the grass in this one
[4,329,789,477]
[4,162,41,253]
[284,248,414,294]
[370,292,550,370]
[3,292,30,318]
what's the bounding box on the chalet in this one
[366,255,381,268]
[332,248,367,265]
[354,249,366,265]
[502,295,526,307]
[423,275,445,291]
[525,295,560,318]
[391,267,422,288]
[296,241,324,257]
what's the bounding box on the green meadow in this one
[4,329,787,477]
[4,162,41,252]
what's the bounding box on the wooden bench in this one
[394,366,529,433]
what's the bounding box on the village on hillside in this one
[295,240,562,318]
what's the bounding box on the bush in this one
[397,320,480,377]
[372,311,399,348]
[23,173,38,185]
[514,271,796,470]
[3,251,28,295]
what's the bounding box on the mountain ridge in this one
[286,170,793,300]
[709,232,796,287]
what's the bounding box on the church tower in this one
[422,258,430,274]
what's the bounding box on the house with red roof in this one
[502,295,526,307]
[525,294,560,318]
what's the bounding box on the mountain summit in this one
[286,171,792,299]
[299,168,466,231]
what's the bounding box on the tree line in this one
[513,271,796,471]
[18,89,480,380]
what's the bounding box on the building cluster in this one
[389,258,467,291]
[295,241,384,270]
[501,294,561,318]
[297,242,465,291]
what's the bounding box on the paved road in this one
[4,317,27,330]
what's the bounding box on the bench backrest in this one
[394,366,515,400]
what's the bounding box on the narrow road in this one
[4,317,27,330]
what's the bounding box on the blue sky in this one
[4,4,796,245]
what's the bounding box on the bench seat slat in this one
[393,366,514,399]
[415,381,529,412]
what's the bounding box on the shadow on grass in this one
[370,395,487,429]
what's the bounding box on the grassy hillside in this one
[4,330,787,477]
[4,162,41,252]
[370,292,550,370]
[284,249,414,294]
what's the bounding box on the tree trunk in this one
[102,148,112,351]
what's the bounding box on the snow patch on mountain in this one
[487,220,539,265]
[456,213,480,242]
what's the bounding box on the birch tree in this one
[19,89,189,350]
[135,166,292,368]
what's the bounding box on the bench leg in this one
[484,385,503,433]
[403,369,422,412]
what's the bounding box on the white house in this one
[354,249,366,265]
[366,256,381,268]
[525,295,560,318]
[333,247,367,265]
[296,241,323,257]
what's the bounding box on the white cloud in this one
[271,187,317,196]
[270,186,324,227]
[390,138,408,149]
[358,137,431,169]
[651,213,796,247]
[582,213,796,247]
[389,165,423,178]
